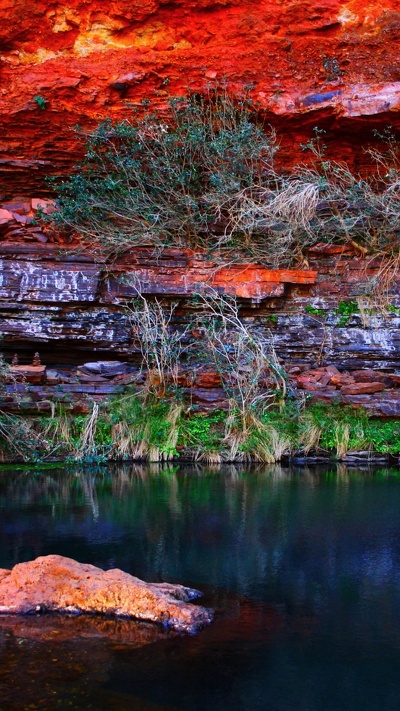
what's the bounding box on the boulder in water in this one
[0,555,213,634]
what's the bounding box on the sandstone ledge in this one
[0,555,213,634]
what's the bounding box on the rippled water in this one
[1,463,400,710]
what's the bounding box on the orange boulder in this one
[0,555,213,634]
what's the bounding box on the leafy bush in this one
[52,92,274,255]
[51,96,400,264]
[336,300,360,327]
[363,420,400,455]
[180,411,225,451]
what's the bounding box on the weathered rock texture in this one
[1,239,399,365]
[0,555,213,633]
[290,365,400,416]
[1,0,400,194]
[1,233,400,417]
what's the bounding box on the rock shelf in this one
[0,555,213,634]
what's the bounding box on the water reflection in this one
[1,463,400,598]
[1,464,400,710]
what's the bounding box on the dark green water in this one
[1,463,400,710]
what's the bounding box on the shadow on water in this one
[1,462,400,710]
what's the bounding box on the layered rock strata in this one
[0,555,213,633]
[0,239,399,367]
[1,198,400,418]
[290,365,400,417]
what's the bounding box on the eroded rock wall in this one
[0,240,399,367]
[1,0,400,193]
[1,1,400,422]
[2,238,400,417]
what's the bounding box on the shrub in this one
[52,91,274,255]
[127,294,191,398]
[50,97,400,264]
[192,287,286,426]
[0,356,50,460]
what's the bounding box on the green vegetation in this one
[0,398,399,464]
[305,304,326,318]
[33,95,47,110]
[0,357,47,461]
[51,92,274,257]
[264,314,278,325]
[303,300,362,327]
[48,94,400,265]
[4,96,400,464]
[1,291,399,464]
[336,300,360,327]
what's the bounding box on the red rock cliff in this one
[1,0,400,194]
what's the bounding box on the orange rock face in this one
[1,0,400,194]
[0,555,213,633]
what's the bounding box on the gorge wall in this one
[1,0,400,194]
[1,222,400,418]
[1,239,400,371]
[1,0,400,427]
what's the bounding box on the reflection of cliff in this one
[2,465,400,619]
[1,1,400,193]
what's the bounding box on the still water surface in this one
[0,464,400,710]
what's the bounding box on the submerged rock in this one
[0,613,177,647]
[0,555,213,634]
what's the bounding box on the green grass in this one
[1,398,398,464]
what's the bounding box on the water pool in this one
[0,464,400,710]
